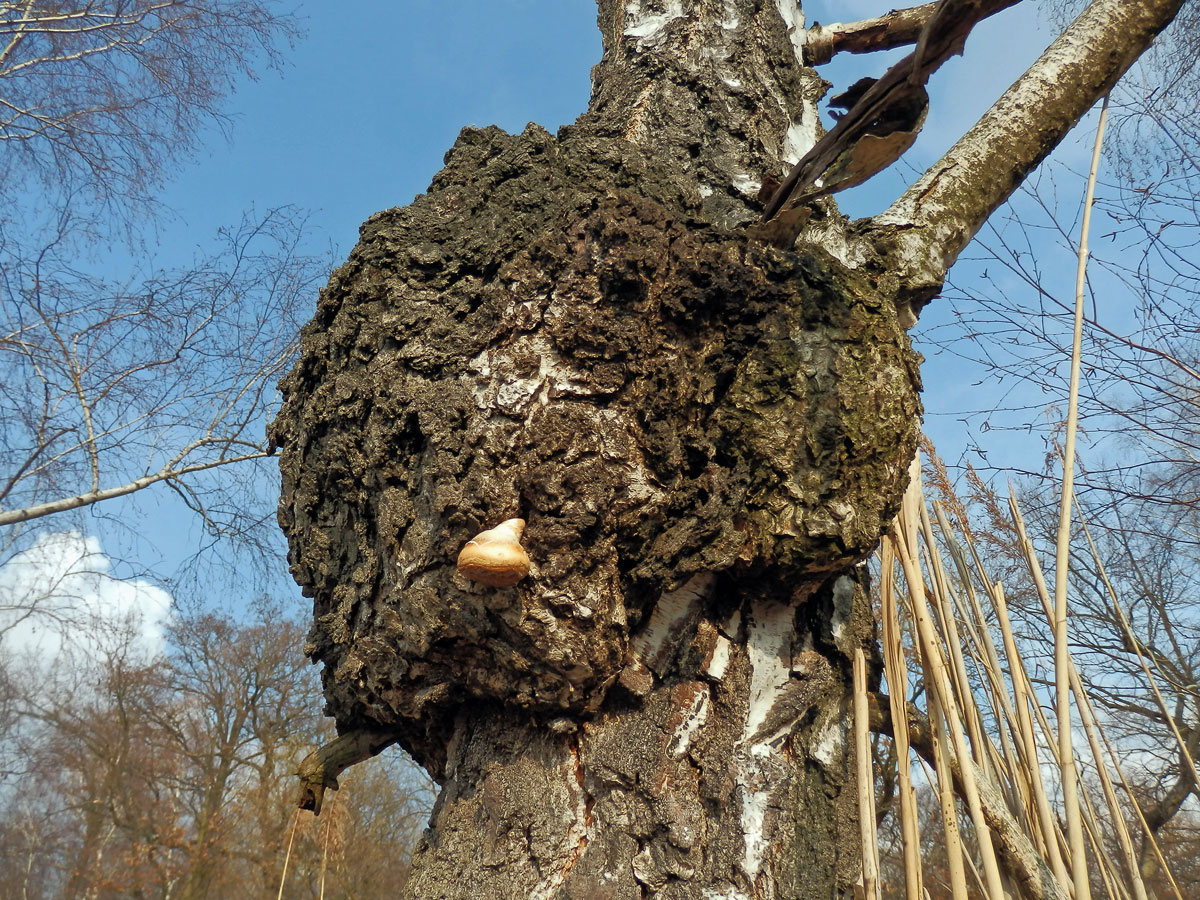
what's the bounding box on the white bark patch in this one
[731,172,760,197]
[719,0,739,31]
[628,573,715,675]
[738,778,772,881]
[810,714,845,767]
[703,633,732,680]
[773,0,806,66]
[734,599,796,882]
[802,215,870,268]
[623,0,685,42]
[468,334,599,414]
[781,103,818,168]
[669,683,711,758]
[743,599,794,738]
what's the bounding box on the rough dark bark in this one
[270,2,922,896]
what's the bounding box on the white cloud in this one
[0,531,173,666]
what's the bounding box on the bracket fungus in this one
[456,518,531,587]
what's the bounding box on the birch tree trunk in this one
[270,0,1186,897]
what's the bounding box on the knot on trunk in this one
[270,124,920,773]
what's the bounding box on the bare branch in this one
[0,207,326,539]
[870,0,1187,302]
[804,2,942,66]
[0,1,299,228]
[0,448,267,526]
[762,0,1022,224]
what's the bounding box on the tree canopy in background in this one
[0,1,327,581]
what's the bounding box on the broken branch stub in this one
[804,2,943,66]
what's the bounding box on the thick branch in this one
[869,0,1186,302]
[763,0,1022,222]
[804,3,941,66]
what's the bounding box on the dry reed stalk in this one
[317,783,346,900]
[1003,507,1143,898]
[923,651,971,899]
[1065,633,1148,899]
[881,450,1179,900]
[1011,495,1167,898]
[1092,702,1185,900]
[1080,519,1200,799]
[879,534,925,900]
[1072,509,1195,898]
[931,507,1035,823]
[947,516,1068,873]
[921,494,1099,900]
[1050,92,1110,900]
[854,648,881,900]
[892,458,1005,900]
[989,577,1070,884]
[919,502,991,774]
[276,808,302,900]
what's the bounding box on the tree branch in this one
[869,0,1187,304]
[762,0,1022,224]
[295,729,397,816]
[804,2,941,66]
[0,448,267,526]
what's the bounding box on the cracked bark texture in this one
[271,2,921,897]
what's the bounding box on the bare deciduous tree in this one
[0,0,298,223]
[0,600,435,900]
[0,208,324,533]
[0,0,326,578]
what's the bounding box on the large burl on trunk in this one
[270,3,921,898]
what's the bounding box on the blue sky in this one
[5,0,1117,633]
[154,1,603,260]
